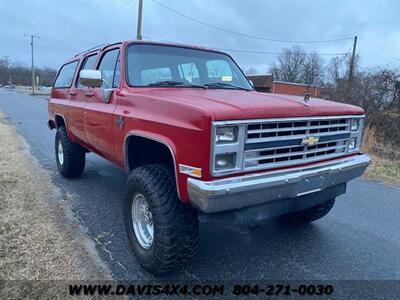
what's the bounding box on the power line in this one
[151,0,353,44]
[79,0,134,33]
[215,48,350,56]
[142,35,350,56]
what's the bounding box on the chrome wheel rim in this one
[131,193,154,249]
[57,139,64,165]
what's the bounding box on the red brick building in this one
[272,81,322,97]
[247,75,323,97]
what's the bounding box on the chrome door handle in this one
[85,92,94,97]
[69,91,76,96]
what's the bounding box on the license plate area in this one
[295,174,326,196]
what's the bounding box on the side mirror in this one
[79,70,102,88]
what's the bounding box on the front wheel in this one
[123,164,199,275]
[280,199,335,224]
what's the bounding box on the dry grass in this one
[363,127,400,160]
[363,126,400,185]
[0,113,112,298]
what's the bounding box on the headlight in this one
[212,123,245,175]
[215,153,236,170]
[348,117,364,152]
[215,126,238,144]
[351,119,359,131]
[348,137,357,150]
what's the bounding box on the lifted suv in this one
[48,41,370,275]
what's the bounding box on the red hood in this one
[129,88,364,120]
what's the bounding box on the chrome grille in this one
[244,117,352,170]
[247,118,349,141]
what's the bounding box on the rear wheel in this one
[124,164,199,275]
[280,199,335,224]
[55,126,86,178]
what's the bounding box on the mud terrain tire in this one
[124,164,199,275]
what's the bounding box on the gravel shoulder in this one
[0,112,112,297]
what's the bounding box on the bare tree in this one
[245,67,258,75]
[0,61,56,86]
[301,52,325,85]
[0,58,10,84]
[270,46,306,83]
[327,56,344,84]
[323,63,400,150]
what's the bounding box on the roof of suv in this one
[72,40,228,61]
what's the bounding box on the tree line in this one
[0,59,57,87]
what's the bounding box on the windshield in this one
[126,44,252,90]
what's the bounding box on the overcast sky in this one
[1,0,399,73]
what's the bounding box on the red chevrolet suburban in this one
[48,40,370,275]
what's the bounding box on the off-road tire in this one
[55,126,86,178]
[280,199,335,224]
[123,164,199,275]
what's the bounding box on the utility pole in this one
[348,35,357,83]
[24,34,39,95]
[136,0,143,40]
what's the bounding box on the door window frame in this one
[75,52,99,88]
[96,47,121,89]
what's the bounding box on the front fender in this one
[122,130,191,201]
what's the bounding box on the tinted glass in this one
[77,54,97,87]
[97,49,119,88]
[126,44,252,89]
[54,61,78,88]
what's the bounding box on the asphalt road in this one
[1,89,400,282]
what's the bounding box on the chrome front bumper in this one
[187,155,371,213]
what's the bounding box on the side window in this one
[141,67,172,85]
[77,54,98,88]
[97,49,120,88]
[206,60,233,83]
[53,61,78,88]
[179,63,199,83]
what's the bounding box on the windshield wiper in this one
[147,80,206,89]
[204,82,251,91]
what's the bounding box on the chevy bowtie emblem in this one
[302,136,319,146]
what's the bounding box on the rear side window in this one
[77,54,98,87]
[54,61,78,88]
[97,49,120,88]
